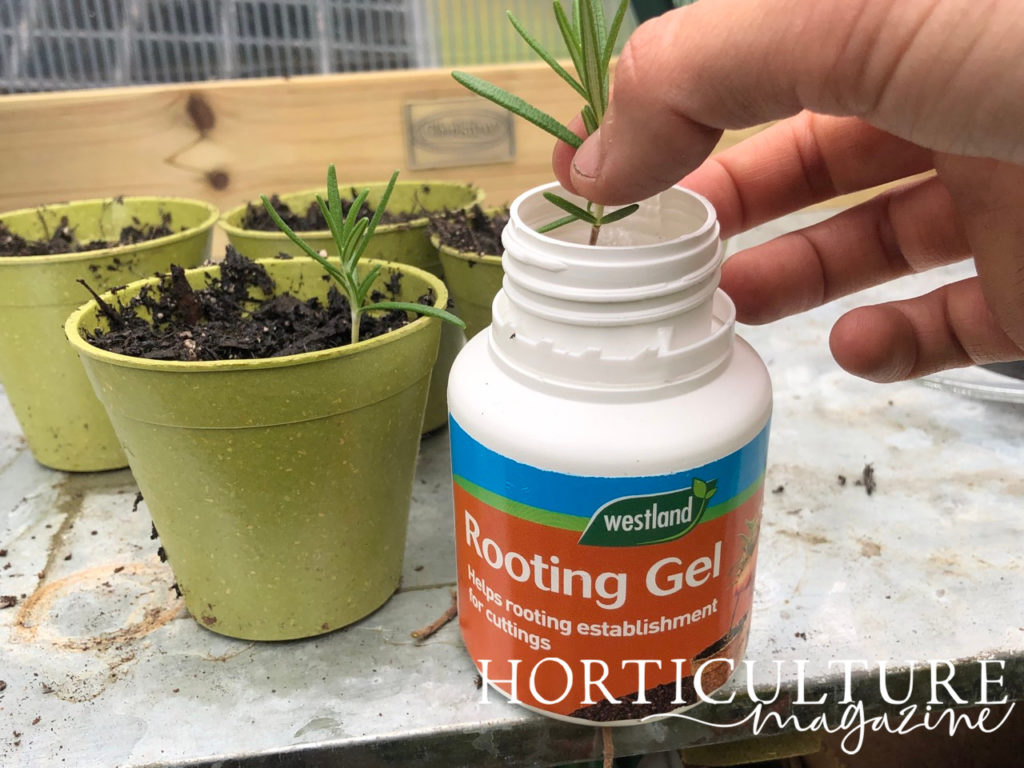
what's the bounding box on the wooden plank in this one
[0,62,888,243]
[0,63,758,211]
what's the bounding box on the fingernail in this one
[572,131,602,180]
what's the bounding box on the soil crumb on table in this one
[854,463,877,496]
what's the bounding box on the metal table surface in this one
[1,212,1022,767]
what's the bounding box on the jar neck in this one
[488,183,735,392]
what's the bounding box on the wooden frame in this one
[2,61,885,248]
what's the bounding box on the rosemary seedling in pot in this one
[261,166,464,343]
[453,0,637,245]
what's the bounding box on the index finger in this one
[681,113,934,238]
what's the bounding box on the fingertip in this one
[552,114,589,196]
[568,132,615,202]
[829,307,916,383]
[720,241,824,325]
[720,257,776,325]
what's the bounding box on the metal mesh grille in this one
[0,0,641,93]
[1,0,425,92]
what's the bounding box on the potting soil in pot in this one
[0,212,178,256]
[83,247,431,359]
[240,194,416,232]
[428,205,509,256]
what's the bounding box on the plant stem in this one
[589,204,605,246]
[602,726,614,768]
[410,589,458,641]
[351,301,361,345]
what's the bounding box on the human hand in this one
[551,0,1024,382]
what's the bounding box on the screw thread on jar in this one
[490,182,734,392]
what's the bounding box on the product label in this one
[404,98,516,170]
[450,418,770,721]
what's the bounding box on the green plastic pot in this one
[219,181,483,275]
[66,257,446,641]
[0,197,217,472]
[432,232,505,341]
[219,181,480,433]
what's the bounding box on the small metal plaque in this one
[404,98,515,170]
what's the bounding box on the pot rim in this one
[218,180,484,240]
[430,232,504,266]
[0,196,220,266]
[65,256,449,373]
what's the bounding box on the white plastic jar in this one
[447,182,772,725]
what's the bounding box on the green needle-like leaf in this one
[596,203,640,225]
[590,0,607,58]
[543,192,597,224]
[364,301,466,328]
[452,71,582,148]
[327,164,343,231]
[354,169,398,263]
[356,263,383,302]
[535,214,580,234]
[579,0,605,116]
[582,104,598,134]
[260,195,344,280]
[552,1,585,80]
[602,0,630,73]
[315,195,345,250]
[572,0,583,42]
[343,187,370,234]
[507,12,587,100]
[341,218,370,269]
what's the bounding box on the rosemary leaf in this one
[535,214,580,233]
[597,203,640,225]
[327,164,344,232]
[364,301,465,327]
[591,0,608,58]
[579,0,605,116]
[452,71,583,148]
[508,11,588,100]
[353,169,399,263]
[602,0,630,74]
[356,263,383,304]
[552,1,585,79]
[544,192,598,224]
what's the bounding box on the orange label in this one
[450,419,769,722]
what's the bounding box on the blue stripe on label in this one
[449,417,770,519]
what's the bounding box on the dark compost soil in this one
[569,620,746,722]
[428,205,509,255]
[82,247,434,362]
[570,676,699,722]
[241,194,417,232]
[0,212,177,257]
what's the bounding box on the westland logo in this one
[579,479,718,547]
